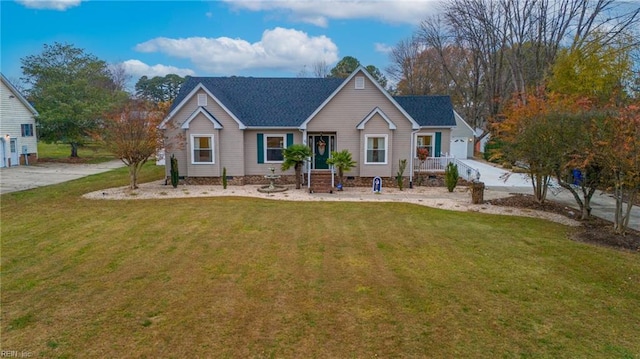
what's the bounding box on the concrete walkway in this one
[459,159,639,231]
[0,160,125,194]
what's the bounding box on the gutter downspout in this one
[300,128,310,189]
[409,129,420,188]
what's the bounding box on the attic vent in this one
[355,76,365,90]
[198,94,207,106]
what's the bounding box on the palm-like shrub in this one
[326,149,357,190]
[281,144,312,189]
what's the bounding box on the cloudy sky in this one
[1,0,443,87]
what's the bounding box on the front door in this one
[311,135,331,170]
[10,139,18,166]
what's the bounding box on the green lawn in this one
[38,141,116,163]
[1,165,639,358]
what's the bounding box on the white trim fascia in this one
[159,83,246,130]
[454,111,474,132]
[246,126,299,130]
[356,107,396,130]
[420,125,454,129]
[1,73,38,116]
[181,108,223,129]
[299,66,420,130]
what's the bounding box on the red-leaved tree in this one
[103,100,165,189]
[592,104,640,234]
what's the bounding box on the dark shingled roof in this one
[171,77,344,127]
[393,96,456,127]
[170,77,456,128]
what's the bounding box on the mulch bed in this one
[487,194,640,252]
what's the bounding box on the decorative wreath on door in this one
[317,139,326,155]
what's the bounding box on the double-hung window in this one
[21,124,34,137]
[365,135,387,164]
[265,134,285,163]
[416,134,434,159]
[191,135,214,164]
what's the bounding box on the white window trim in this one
[355,76,365,90]
[415,132,435,158]
[264,134,287,164]
[190,134,215,164]
[197,93,207,106]
[364,134,388,165]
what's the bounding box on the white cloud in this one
[16,0,82,11]
[374,42,393,54]
[135,27,339,75]
[121,60,196,78]
[223,0,440,26]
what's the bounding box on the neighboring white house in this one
[450,111,475,159]
[0,73,38,167]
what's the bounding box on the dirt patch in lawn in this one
[488,194,640,252]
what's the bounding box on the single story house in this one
[160,66,459,191]
[0,73,38,167]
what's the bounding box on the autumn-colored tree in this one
[498,92,589,204]
[548,32,635,105]
[393,0,639,142]
[592,104,640,234]
[103,100,165,189]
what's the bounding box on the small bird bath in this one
[257,167,288,193]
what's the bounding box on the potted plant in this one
[326,149,356,190]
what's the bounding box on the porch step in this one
[309,171,333,193]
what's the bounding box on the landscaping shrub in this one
[396,159,407,190]
[445,162,459,192]
[170,154,179,188]
[222,167,227,189]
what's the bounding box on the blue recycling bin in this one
[572,169,582,185]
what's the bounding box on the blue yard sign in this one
[372,176,382,193]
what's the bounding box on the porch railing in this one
[413,156,480,182]
[413,156,455,172]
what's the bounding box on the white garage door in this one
[450,137,468,159]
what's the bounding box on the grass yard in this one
[38,142,116,163]
[1,165,639,358]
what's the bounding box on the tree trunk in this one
[70,142,79,158]
[129,163,138,190]
[294,163,301,189]
[470,182,485,204]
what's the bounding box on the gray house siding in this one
[244,130,302,176]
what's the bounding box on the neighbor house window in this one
[355,76,365,89]
[265,134,285,162]
[191,135,214,164]
[365,134,387,164]
[416,134,434,159]
[21,124,33,137]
